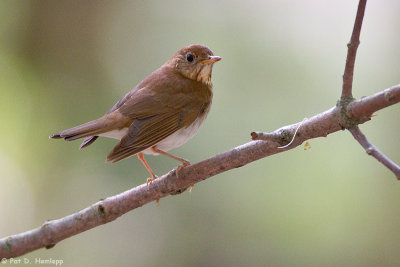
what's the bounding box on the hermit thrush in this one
[50,44,221,185]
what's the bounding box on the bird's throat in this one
[196,64,213,87]
[183,64,213,87]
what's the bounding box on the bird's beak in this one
[200,56,222,64]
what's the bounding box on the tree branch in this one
[341,0,367,99]
[1,83,400,258]
[347,84,400,118]
[349,126,400,179]
[339,0,400,179]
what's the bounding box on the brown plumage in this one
[50,44,221,183]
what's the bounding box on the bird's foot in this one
[146,175,158,190]
[176,160,190,178]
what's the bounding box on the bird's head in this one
[168,44,221,87]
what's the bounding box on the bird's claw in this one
[176,160,190,178]
[146,176,158,190]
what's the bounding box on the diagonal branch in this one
[1,83,400,259]
[349,126,400,179]
[341,0,367,99]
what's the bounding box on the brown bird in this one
[50,44,221,185]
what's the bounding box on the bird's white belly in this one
[142,117,205,155]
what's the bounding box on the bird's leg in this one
[150,147,190,178]
[137,152,158,189]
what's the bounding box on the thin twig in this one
[349,126,400,179]
[1,83,399,258]
[341,0,367,99]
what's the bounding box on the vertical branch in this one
[341,0,367,99]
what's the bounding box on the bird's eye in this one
[186,53,194,62]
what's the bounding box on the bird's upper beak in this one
[200,56,222,64]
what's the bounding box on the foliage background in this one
[1,1,399,266]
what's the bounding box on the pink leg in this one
[151,147,193,191]
[150,147,190,166]
[137,152,158,188]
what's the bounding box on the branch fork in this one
[253,0,400,180]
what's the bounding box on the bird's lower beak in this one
[200,56,222,64]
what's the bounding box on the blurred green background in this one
[1,1,400,266]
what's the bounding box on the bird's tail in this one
[49,118,108,141]
[50,114,126,143]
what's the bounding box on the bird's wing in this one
[106,87,206,163]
